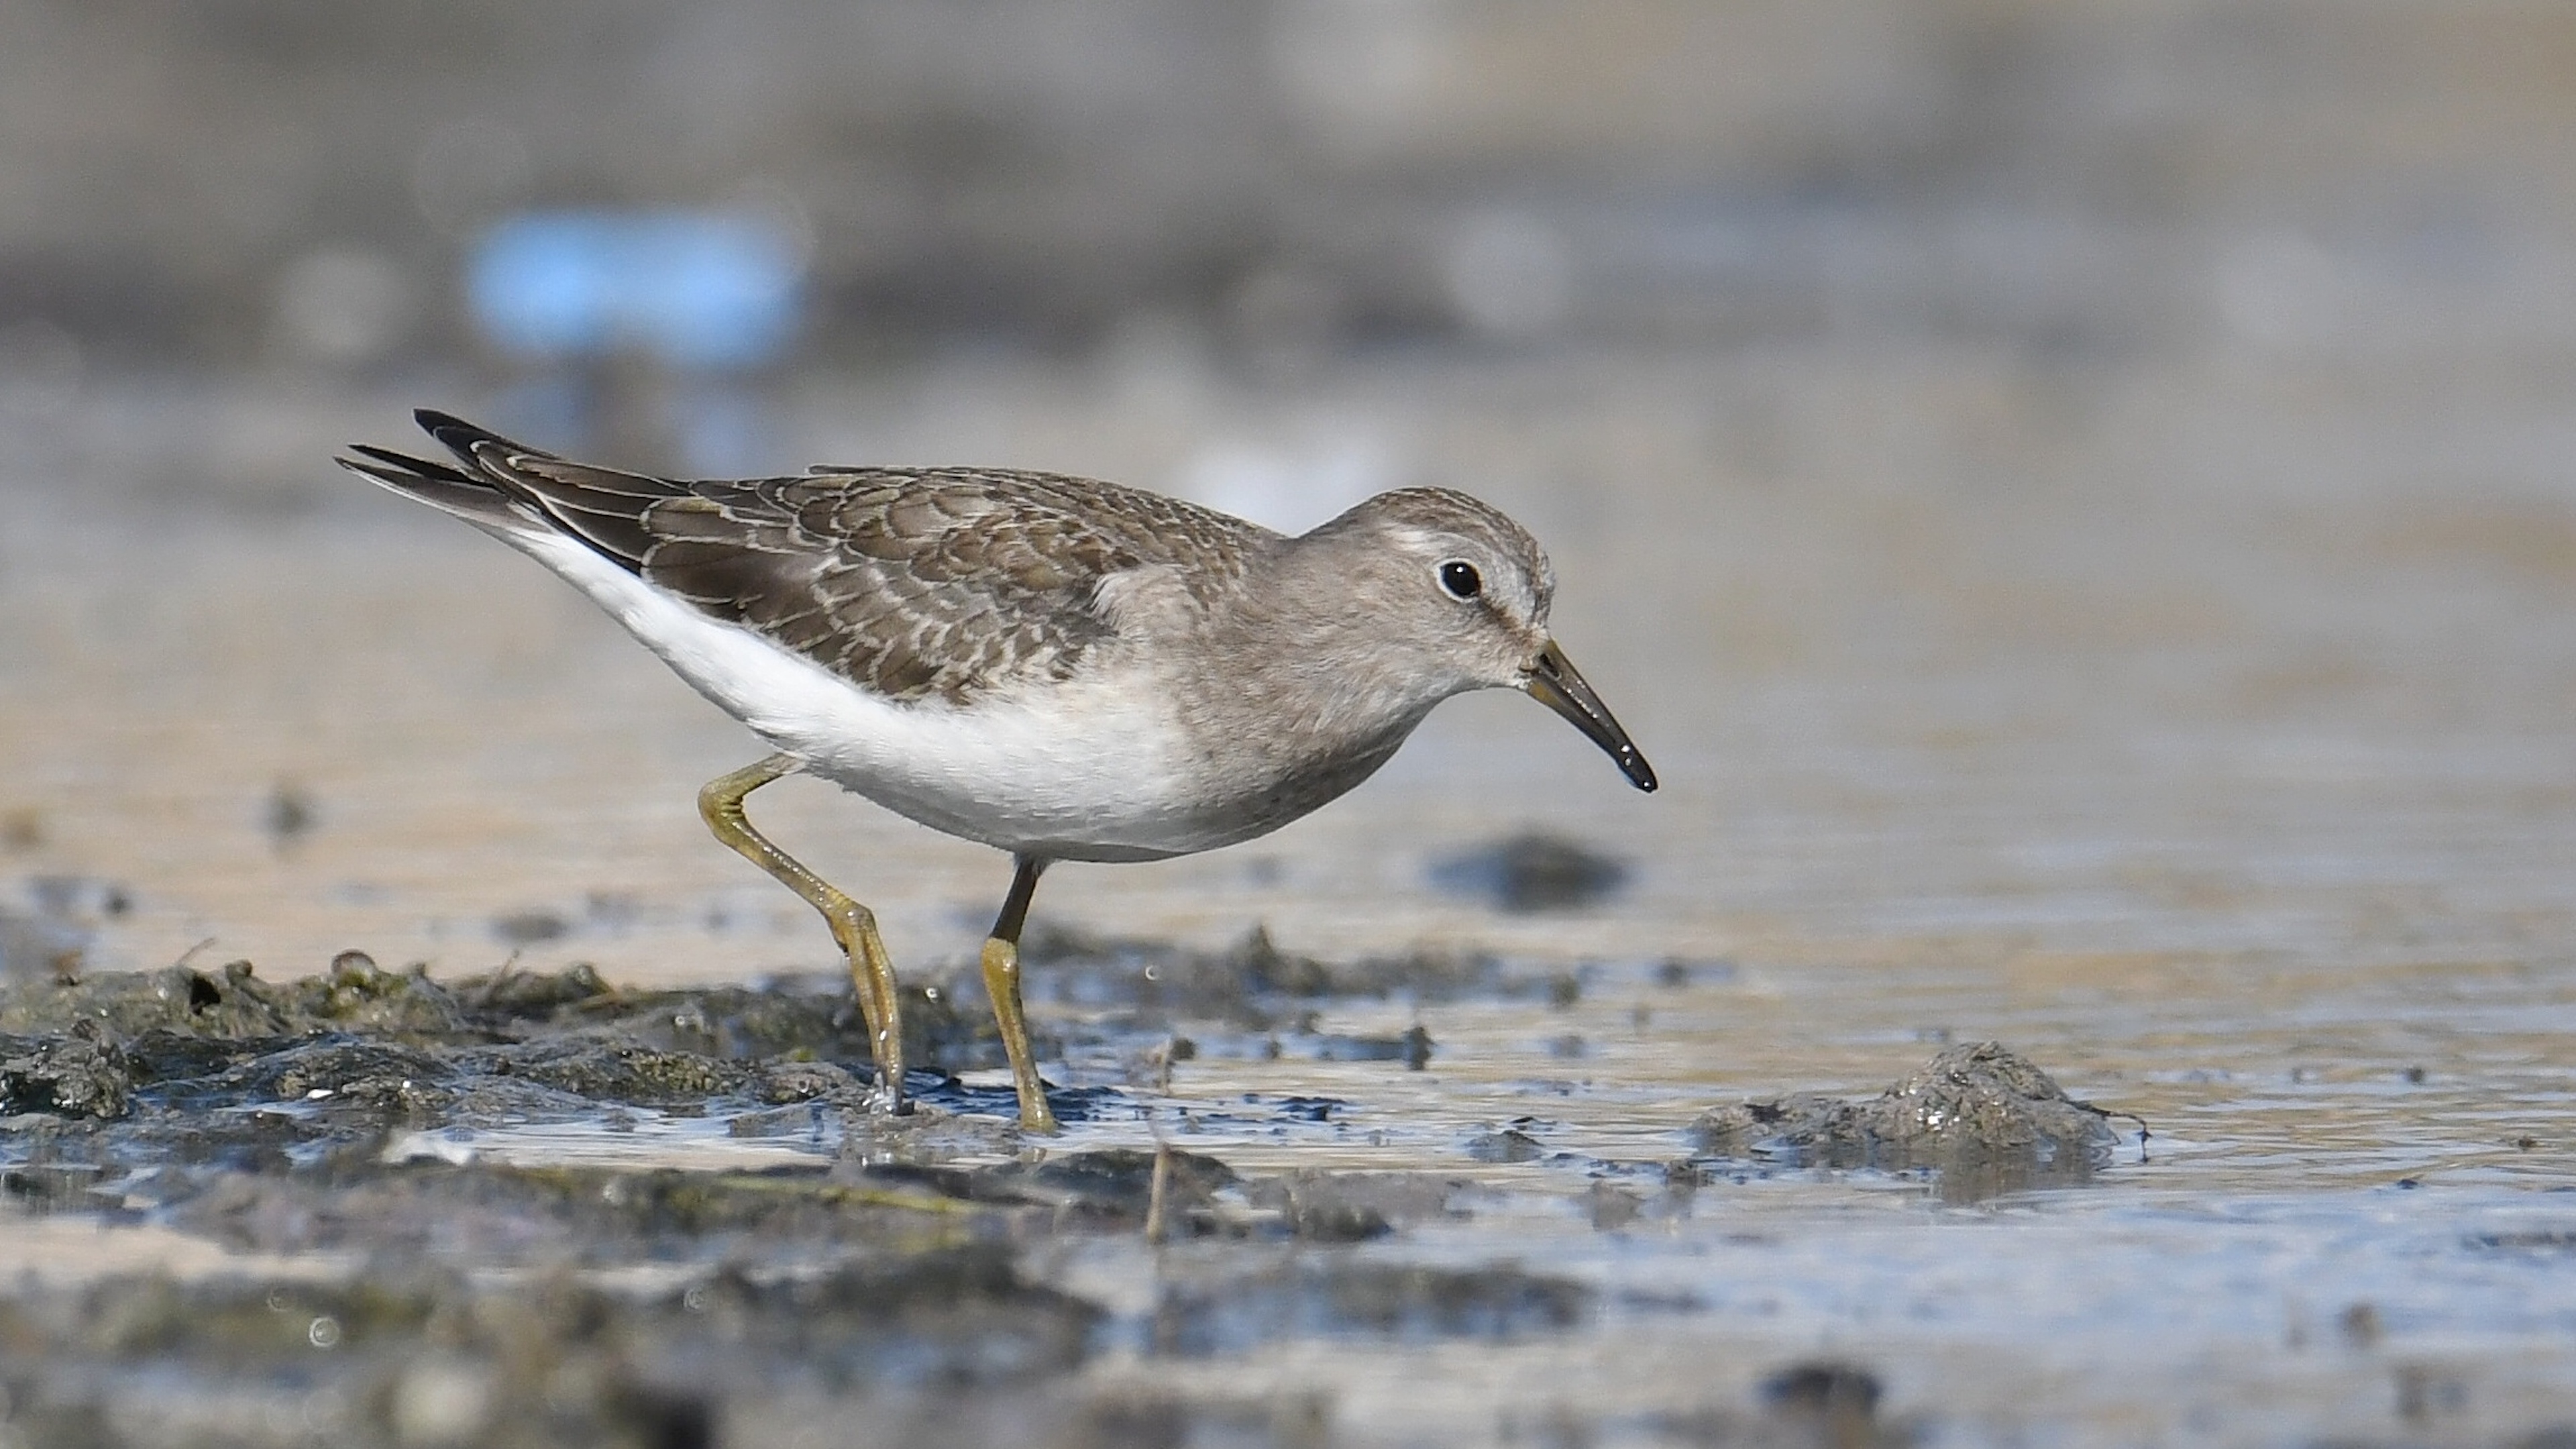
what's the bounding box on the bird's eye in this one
[1438,559,1483,600]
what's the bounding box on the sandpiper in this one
[340,411,1655,1130]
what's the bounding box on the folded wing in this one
[339,410,1269,705]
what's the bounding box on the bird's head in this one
[1299,488,1656,792]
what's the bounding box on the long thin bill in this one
[1523,640,1658,792]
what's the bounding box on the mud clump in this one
[0,953,514,1042]
[485,1040,759,1106]
[1868,1043,2121,1155]
[1693,1042,2123,1196]
[1465,1126,1547,1164]
[1763,1360,1884,1418]
[0,1017,130,1118]
[1647,1360,1912,1449]
[0,957,1018,1220]
[1430,831,1629,912]
[0,951,997,1065]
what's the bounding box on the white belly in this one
[511,529,1216,860]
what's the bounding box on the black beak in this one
[1523,640,1657,792]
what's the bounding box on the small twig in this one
[2099,1108,2154,1163]
[476,949,523,1008]
[169,936,219,973]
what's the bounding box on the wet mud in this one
[10,918,2571,1448]
[1,943,2030,1449]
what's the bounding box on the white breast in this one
[508,529,1213,859]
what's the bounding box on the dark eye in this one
[1438,559,1483,600]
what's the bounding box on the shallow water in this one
[4,341,2576,1445]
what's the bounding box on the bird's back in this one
[635,464,1272,705]
[346,413,1277,708]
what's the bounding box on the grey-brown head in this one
[1282,488,1657,792]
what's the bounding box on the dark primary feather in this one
[345,411,1271,705]
[337,441,528,532]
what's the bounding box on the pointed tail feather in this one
[335,443,538,535]
[340,411,674,572]
[415,409,555,472]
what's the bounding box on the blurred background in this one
[2,0,2574,991]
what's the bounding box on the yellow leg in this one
[981,855,1058,1133]
[698,754,908,1111]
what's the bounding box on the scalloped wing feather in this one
[380,413,1275,707]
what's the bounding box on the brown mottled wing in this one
[639,468,1267,702]
[388,411,1267,703]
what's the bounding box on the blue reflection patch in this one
[468,211,804,370]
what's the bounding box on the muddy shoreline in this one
[0,937,2131,1448]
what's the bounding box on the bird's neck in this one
[1199,534,1458,745]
